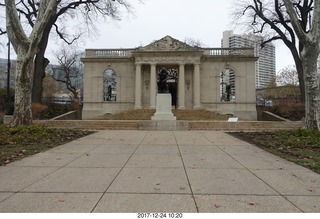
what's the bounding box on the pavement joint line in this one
[104,192,194,195]
[199,131,305,212]
[282,196,305,212]
[4,190,320,197]
[0,193,15,205]
[1,130,319,212]
[1,134,112,200]
[101,191,299,196]
[7,143,105,195]
[2,191,104,194]
[216,140,305,212]
[90,131,148,213]
[173,132,199,213]
[5,167,60,194]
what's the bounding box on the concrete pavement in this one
[0,130,320,213]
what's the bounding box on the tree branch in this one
[310,0,320,39]
[53,23,84,45]
[283,0,308,43]
[5,0,29,50]
[28,0,57,56]
[0,28,6,35]
[261,36,282,48]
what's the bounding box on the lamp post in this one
[7,40,10,97]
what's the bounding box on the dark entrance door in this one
[168,81,177,108]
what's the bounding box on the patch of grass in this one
[96,109,156,120]
[173,109,231,120]
[95,109,232,120]
[229,129,320,174]
[0,125,94,166]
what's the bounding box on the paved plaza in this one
[0,131,320,213]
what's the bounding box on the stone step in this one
[189,121,303,131]
[35,120,139,130]
[35,120,304,131]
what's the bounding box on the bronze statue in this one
[157,67,174,93]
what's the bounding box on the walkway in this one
[0,131,319,212]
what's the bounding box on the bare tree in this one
[1,0,136,103]
[42,73,58,101]
[283,0,320,129]
[277,65,299,86]
[234,0,315,102]
[4,0,139,126]
[5,0,58,126]
[261,75,276,105]
[184,37,206,47]
[277,66,301,104]
[234,0,320,129]
[51,47,83,103]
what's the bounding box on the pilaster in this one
[178,64,185,109]
[150,64,157,109]
[193,64,201,109]
[134,64,142,109]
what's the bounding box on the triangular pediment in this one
[139,35,197,51]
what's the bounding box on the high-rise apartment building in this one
[222,30,276,88]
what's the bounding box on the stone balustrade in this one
[203,48,255,57]
[85,49,132,57]
[85,48,255,58]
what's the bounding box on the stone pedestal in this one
[151,94,176,120]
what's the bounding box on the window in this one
[103,69,117,101]
[220,68,235,102]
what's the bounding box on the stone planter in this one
[3,115,13,125]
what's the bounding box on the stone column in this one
[150,64,157,109]
[193,64,201,109]
[178,63,185,109]
[134,64,142,109]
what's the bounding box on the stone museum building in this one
[81,36,258,120]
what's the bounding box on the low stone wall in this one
[34,120,139,130]
[258,110,289,122]
[50,110,82,120]
[189,121,303,131]
[34,120,304,131]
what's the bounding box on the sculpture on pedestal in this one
[152,67,177,121]
[157,67,175,93]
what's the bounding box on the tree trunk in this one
[295,61,305,102]
[5,0,59,126]
[32,19,54,103]
[302,43,320,129]
[285,43,305,102]
[32,53,49,103]
[10,50,34,126]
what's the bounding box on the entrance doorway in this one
[157,66,178,108]
[168,81,177,108]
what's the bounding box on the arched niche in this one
[103,68,117,101]
[220,68,235,102]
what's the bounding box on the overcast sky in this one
[2,0,294,72]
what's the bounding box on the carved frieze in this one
[140,35,197,51]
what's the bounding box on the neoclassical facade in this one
[81,36,258,120]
